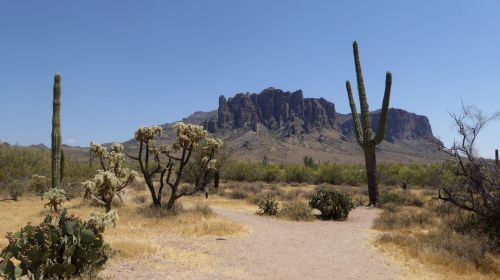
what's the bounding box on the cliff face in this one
[340,108,435,142]
[214,88,435,142]
[216,87,337,135]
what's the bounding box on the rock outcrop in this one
[340,108,435,142]
[217,87,336,134]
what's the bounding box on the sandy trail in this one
[101,207,400,280]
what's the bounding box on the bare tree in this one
[437,104,500,241]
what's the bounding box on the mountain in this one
[123,87,446,164]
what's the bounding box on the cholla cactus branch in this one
[83,142,137,212]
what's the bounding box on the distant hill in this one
[121,87,446,164]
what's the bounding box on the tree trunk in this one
[105,200,112,213]
[145,178,161,207]
[363,145,379,206]
[166,188,177,210]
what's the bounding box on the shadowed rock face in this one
[340,108,435,142]
[215,88,435,142]
[216,87,337,134]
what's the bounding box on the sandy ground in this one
[101,207,400,280]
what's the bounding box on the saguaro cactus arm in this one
[353,41,373,140]
[345,81,363,145]
[373,72,393,144]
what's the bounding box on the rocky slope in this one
[121,87,445,164]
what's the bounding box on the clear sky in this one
[0,1,499,158]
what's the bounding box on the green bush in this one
[278,201,314,221]
[262,164,283,183]
[285,164,314,183]
[257,194,278,216]
[0,211,109,280]
[309,188,354,220]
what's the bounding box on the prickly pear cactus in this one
[0,210,109,280]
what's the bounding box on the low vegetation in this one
[0,210,109,280]
[309,188,354,220]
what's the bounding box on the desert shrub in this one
[280,189,305,201]
[309,188,354,220]
[373,209,433,230]
[30,174,49,197]
[133,194,147,204]
[242,183,263,194]
[316,163,343,184]
[340,166,367,186]
[285,164,314,183]
[278,201,314,221]
[194,200,213,216]
[0,211,109,280]
[221,161,265,182]
[379,190,424,207]
[303,156,317,168]
[262,164,283,183]
[3,179,25,201]
[257,194,278,216]
[137,201,184,218]
[43,188,67,212]
[229,189,247,199]
[0,145,97,188]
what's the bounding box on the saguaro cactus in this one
[495,149,498,166]
[51,73,63,188]
[345,41,392,206]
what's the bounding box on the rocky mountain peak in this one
[216,87,336,135]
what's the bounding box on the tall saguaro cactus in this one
[51,73,63,188]
[495,149,498,166]
[345,41,392,206]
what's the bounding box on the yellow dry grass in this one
[372,188,500,280]
[0,189,247,261]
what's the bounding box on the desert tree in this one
[130,123,222,209]
[437,104,500,242]
[345,41,392,206]
[83,143,138,212]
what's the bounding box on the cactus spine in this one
[51,73,63,188]
[345,41,392,206]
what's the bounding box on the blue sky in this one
[0,0,499,158]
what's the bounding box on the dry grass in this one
[0,189,247,260]
[373,187,500,280]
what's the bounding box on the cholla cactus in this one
[131,123,223,209]
[83,143,137,212]
[43,188,67,212]
[88,209,120,232]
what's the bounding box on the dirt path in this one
[101,207,400,280]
